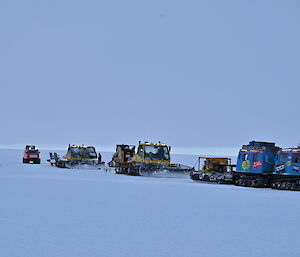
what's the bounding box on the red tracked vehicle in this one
[23,145,41,164]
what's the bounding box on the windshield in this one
[26,146,38,153]
[144,145,170,161]
[88,147,97,157]
[81,147,97,158]
[27,149,39,153]
[71,147,81,158]
[70,147,97,158]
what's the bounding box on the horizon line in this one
[0,144,239,156]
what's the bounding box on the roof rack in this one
[241,141,280,152]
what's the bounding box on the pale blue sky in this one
[1,0,299,152]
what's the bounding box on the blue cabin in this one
[236,141,280,175]
[274,148,300,176]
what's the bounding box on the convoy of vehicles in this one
[230,141,300,191]
[21,140,300,191]
[189,141,300,191]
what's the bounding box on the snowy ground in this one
[0,149,299,257]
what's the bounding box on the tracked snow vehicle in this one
[234,141,281,188]
[108,144,135,168]
[110,141,193,176]
[23,145,41,164]
[190,157,235,183]
[271,147,300,190]
[48,145,105,169]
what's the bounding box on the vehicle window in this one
[292,153,300,163]
[137,146,143,158]
[265,155,269,163]
[279,153,288,162]
[144,146,170,160]
[71,148,80,158]
[253,153,258,162]
[28,150,38,153]
[87,147,97,158]
[81,149,89,158]
[241,154,250,161]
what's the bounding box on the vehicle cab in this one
[131,142,171,164]
[236,141,280,175]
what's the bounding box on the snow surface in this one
[0,149,300,257]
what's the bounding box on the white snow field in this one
[0,149,300,257]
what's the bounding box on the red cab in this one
[23,145,41,164]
